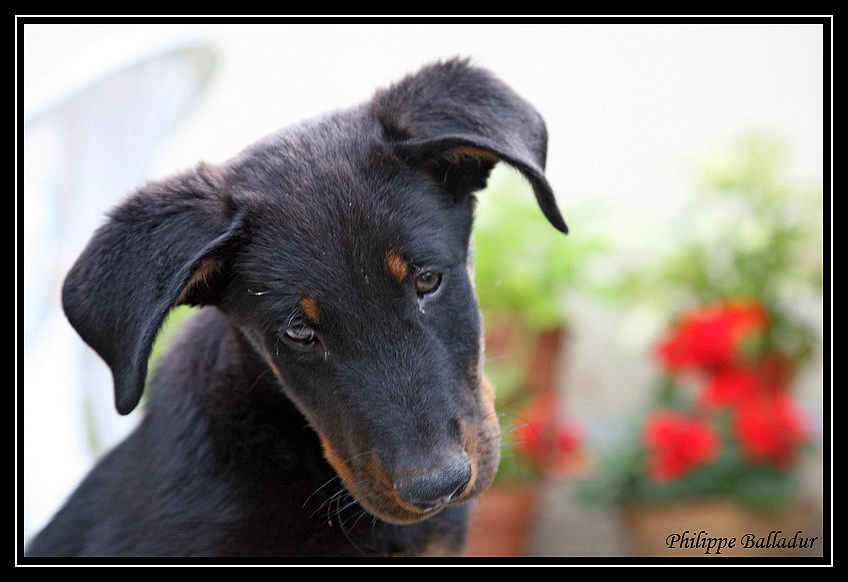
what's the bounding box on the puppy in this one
[25,58,567,558]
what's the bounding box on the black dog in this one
[25,59,567,558]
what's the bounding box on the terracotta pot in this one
[464,484,543,557]
[623,500,817,557]
[526,328,566,395]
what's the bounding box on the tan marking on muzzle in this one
[317,433,433,523]
[480,373,497,406]
[458,373,501,498]
[317,432,359,494]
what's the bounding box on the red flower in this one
[515,420,547,465]
[643,300,812,480]
[658,300,769,371]
[734,392,810,467]
[699,352,796,409]
[554,422,582,454]
[513,391,558,466]
[516,420,584,475]
[699,365,763,409]
[513,393,584,474]
[643,411,721,482]
[551,422,585,475]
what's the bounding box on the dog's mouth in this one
[315,411,501,525]
[317,435,456,523]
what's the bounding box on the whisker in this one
[336,496,364,521]
[302,474,342,510]
[326,488,346,526]
[309,486,347,520]
[337,506,367,554]
[303,447,377,515]
[348,507,371,532]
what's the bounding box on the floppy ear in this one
[372,58,567,233]
[61,163,245,415]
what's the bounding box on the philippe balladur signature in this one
[666,530,818,555]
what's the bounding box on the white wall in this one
[23,23,825,209]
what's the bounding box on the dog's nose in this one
[395,452,472,511]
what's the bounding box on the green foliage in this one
[473,167,608,333]
[618,135,823,363]
[578,135,822,511]
[144,305,197,400]
[473,168,609,483]
[495,444,549,485]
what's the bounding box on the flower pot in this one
[526,328,566,395]
[623,500,816,557]
[464,484,543,557]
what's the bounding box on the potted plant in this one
[579,137,823,557]
[613,298,818,556]
[464,168,603,556]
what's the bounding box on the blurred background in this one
[20,20,827,559]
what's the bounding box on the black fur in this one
[25,59,566,558]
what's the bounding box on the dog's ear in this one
[372,58,567,233]
[62,163,244,415]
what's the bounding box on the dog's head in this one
[61,59,567,525]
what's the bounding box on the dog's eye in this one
[414,271,442,296]
[284,323,317,345]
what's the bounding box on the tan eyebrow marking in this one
[385,251,409,283]
[299,293,321,324]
